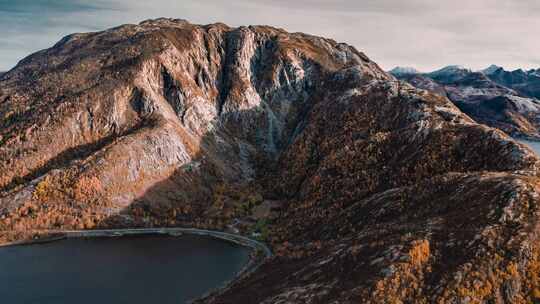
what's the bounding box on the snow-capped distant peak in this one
[389,66,420,76]
[481,64,503,75]
[426,65,473,83]
[430,65,470,75]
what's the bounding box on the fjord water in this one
[0,235,250,304]
[518,139,540,155]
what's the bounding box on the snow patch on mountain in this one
[389,66,420,76]
[481,65,503,75]
[429,65,471,77]
[506,95,540,113]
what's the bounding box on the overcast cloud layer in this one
[0,0,538,72]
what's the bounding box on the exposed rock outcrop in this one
[1,18,540,303]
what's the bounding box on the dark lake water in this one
[0,235,251,304]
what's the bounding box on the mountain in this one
[481,64,502,75]
[388,66,420,76]
[487,67,540,99]
[426,65,472,83]
[392,65,540,139]
[2,19,540,303]
[392,73,447,96]
[530,68,540,77]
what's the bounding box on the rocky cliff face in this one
[392,67,540,139]
[2,19,540,303]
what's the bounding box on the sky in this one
[0,0,538,72]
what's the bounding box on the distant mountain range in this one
[390,65,540,139]
[486,66,540,99]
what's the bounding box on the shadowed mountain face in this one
[2,19,540,303]
[392,66,540,139]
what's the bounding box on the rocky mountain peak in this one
[428,64,469,75]
[432,64,470,73]
[481,64,503,75]
[388,66,420,76]
[425,65,475,84]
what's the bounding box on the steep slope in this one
[392,67,540,139]
[1,19,540,303]
[209,70,540,304]
[395,73,447,96]
[0,17,384,239]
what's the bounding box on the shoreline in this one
[0,227,272,303]
[0,227,271,255]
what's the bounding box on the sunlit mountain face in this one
[1,0,539,73]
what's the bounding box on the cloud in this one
[0,0,538,72]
